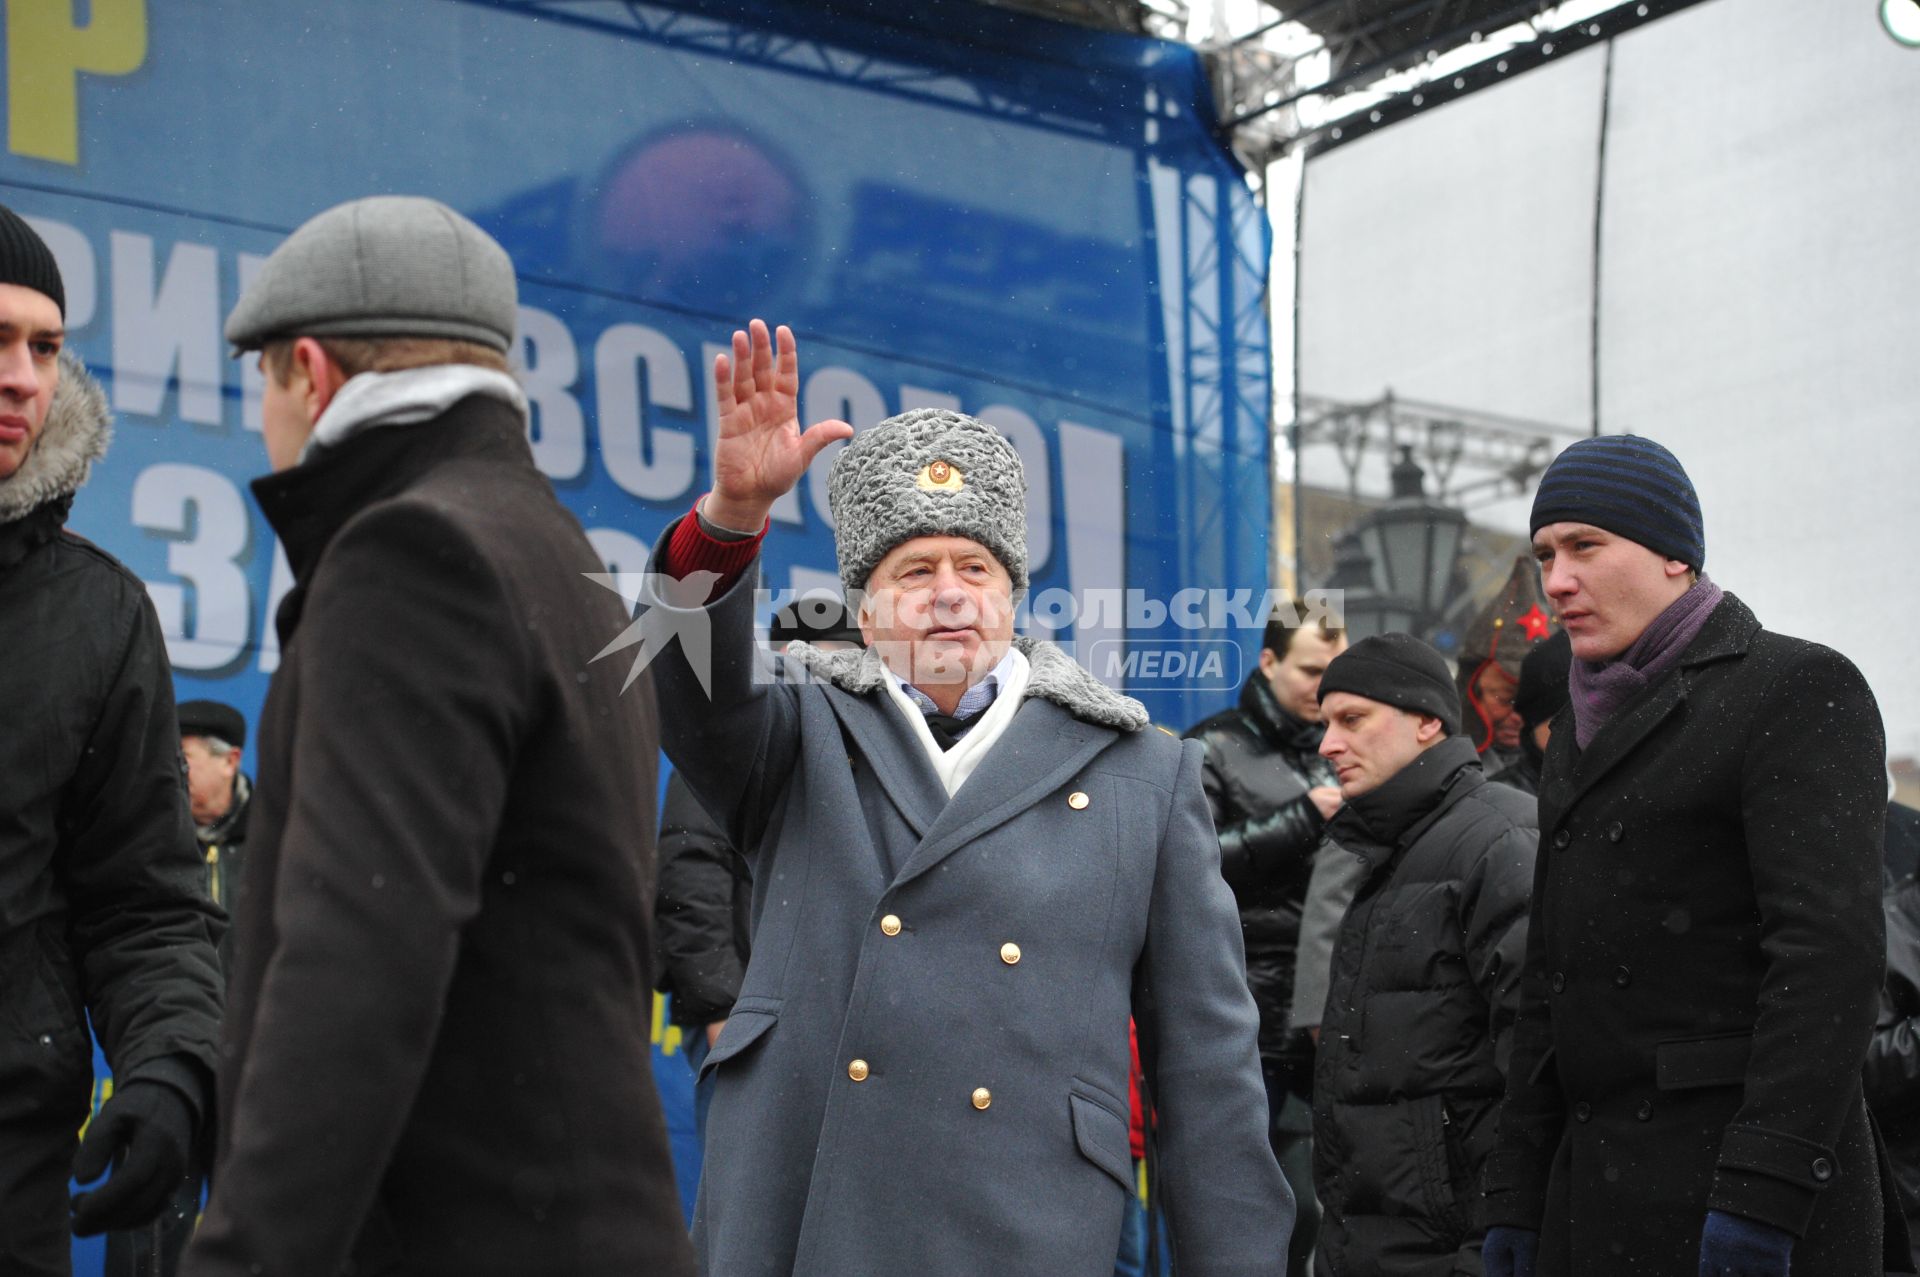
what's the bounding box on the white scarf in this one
[880,647,1032,797]
[302,365,527,462]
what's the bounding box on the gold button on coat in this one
[848,1059,869,1082]
[1000,943,1022,965]
[1067,791,1089,810]
[971,1087,992,1110]
[880,915,902,936]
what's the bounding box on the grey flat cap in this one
[828,408,1028,596]
[226,196,517,353]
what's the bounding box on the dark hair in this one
[1262,610,1345,661]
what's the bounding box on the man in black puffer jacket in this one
[1309,634,1537,1276]
[1186,612,1344,1268]
[0,205,225,1272]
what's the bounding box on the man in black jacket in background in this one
[0,204,225,1274]
[1185,609,1345,1268]
[1310,634,1537,1276]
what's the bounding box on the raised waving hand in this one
[704,319,854,533]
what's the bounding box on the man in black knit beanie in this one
[0,202,224,1273]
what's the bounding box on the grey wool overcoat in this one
[643,542,1294,1277]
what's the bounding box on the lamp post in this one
[1330,446,1467,641]
[1326,529,1419,641]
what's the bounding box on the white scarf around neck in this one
[302,365,528,463]
[880,646,1031,796]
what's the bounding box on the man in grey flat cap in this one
[181,196,693,1277]
[640,320,1291,1276]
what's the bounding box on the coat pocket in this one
[1655,1032,1752,1090]
[1411,1095,1466,1232]
[696,996,781,1082]
[1069,1087,1134,1192]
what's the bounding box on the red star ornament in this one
[1516,604,1552,642]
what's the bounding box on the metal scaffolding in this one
[1295,392,1584,511]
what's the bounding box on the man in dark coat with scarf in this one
[1310,633,1537,1276]
[638,320,1291,1276]
[1184,611,1345,1269]
[179,196,693,1277]
[1480,436,1898,1276]
[0,204,225,1273]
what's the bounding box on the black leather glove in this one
[69,1079,196,1235]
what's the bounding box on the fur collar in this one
[0,351,111,523]
[782,635,1149,732]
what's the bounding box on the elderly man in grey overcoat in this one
[640,320,1292,1276]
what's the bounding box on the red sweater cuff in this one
[658,500,767,600]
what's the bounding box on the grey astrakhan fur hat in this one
[827,408,1028,596]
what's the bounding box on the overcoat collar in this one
[822,684,950,839]
[813,664,1119,888]
[897,697,1112,888]
[1543,592,1759,815]
[1325,735,1483,872]
[784,634,1149,733]
[251,396,532,642]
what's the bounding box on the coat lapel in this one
[823,684,947,839]
[891,698,1114,890]
[1562,669,1688,812]
[1556,595,1758,815]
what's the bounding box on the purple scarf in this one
[1569,575,1724,750]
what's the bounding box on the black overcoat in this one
[1481,594,1894,1273]
[181,399,693,1277]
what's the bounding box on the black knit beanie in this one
[1513,629,1573,730]
[1529,435,1703,570]
[1317,632,1461,736]
[0,205,64,317]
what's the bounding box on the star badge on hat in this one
[915,459,964,492]
[1517,603,1552,642]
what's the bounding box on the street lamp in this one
[1325,529,1420,641]
[1335,446,1467,639]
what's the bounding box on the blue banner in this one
[1,0,1268,1260]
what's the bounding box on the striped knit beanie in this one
[0,204,64,316]
[1529,435,1704,570]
